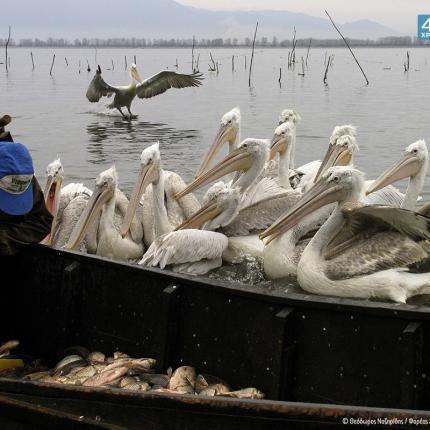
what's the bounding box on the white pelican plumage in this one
[65,166,144,260]
[261,166,430,303]
[139,183,241,275]
[366,140,428,210]
[42,159,94,249]
[195,107,241,178]
[119,143,200,247]
[313,129,404,205]
[86,64,203,119]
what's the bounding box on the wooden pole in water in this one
[305,38,312,67]
[232,55,234,72]
[111,59,114,70]
[134,55,137,65]
[248,21,258,87]
[191,35,195,71]
[49,54,56,75]
[278,67,282,84]
[65,57,68,66]
[124,56,127,70]
[30,52,35,70]
[323,55,331,84]
[325,10,369,85]
[5,25,11,72]
[244,56,247,70]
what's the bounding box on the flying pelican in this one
[261,166,430,303]
[86,64,203,119]
[119,143,200,247]
[366,140,428,210]
[195,107,241,178]
[140,185,241,275]
[65,166,144,261]
[42,159,94,248]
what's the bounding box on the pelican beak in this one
[131,66,143,83]
[269,134,289,161]
[260,179,345,244]
[175,199,223,230]
[195,123,236,178]
[119,163,159,238]
[366,152,421,196]
[42,175,63,245]
[64,186,113,250]
[175,146,253,200]
[313,144,352,184]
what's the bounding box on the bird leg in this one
[127,106,136,120]
[116,107,127,120]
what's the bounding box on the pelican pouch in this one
[0,178,52,256]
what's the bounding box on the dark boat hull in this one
[1,245,430,428]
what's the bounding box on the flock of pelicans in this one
[42,107,430,304]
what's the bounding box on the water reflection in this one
[85,117,202,184]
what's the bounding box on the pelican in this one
[86,64,203,119]
[140,185,241,275]
[119,143,200,247]
[261,166,430,303]
[366,140,428,210]
[195,107,241,178]
[65,166,144,260]
[312,128,404,205]
[42,159,94,249]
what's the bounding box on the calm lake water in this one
[2,47,430,200]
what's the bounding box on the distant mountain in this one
[0,0,398,40]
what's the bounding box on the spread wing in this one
[136,71,203,99]
[323,204,430,280]
[86,66,119,102]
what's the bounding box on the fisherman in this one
[0,141,52,256]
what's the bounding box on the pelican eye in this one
[332,176,340,183]
[413,149,418,154]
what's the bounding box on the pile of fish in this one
[0,342,264,400]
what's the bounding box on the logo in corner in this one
[418,15,430,40]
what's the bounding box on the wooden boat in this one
[1,244,430,429]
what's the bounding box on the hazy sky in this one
[177,0,428,33]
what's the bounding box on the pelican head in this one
[175,138,269,200]
[64,166,117,250]
[366,139,428,196]
[194,107,241,178]
[278,109,301,126]
[260,166,364,244]
[120,143,162,238]
[130,63,142,83]
[176,185,241,231]
[43,158,64,245]
[313,125,358,184]
[269,122,295,160]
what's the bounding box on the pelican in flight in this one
[366,140,428,210]
[140,185,241,275]
[119,143,200,247]
[65,166,144,260]
[86,64,203,119]
[261,166,430,303]
[42,159,93,249]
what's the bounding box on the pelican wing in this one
[86,68,118,102]
[240,177,287,208]
[140,230,228,268]
[323,204,430,280]
[220,191,302,237]
[364,182,404,206]
[136,71,203,99]
[418,202,430,217]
